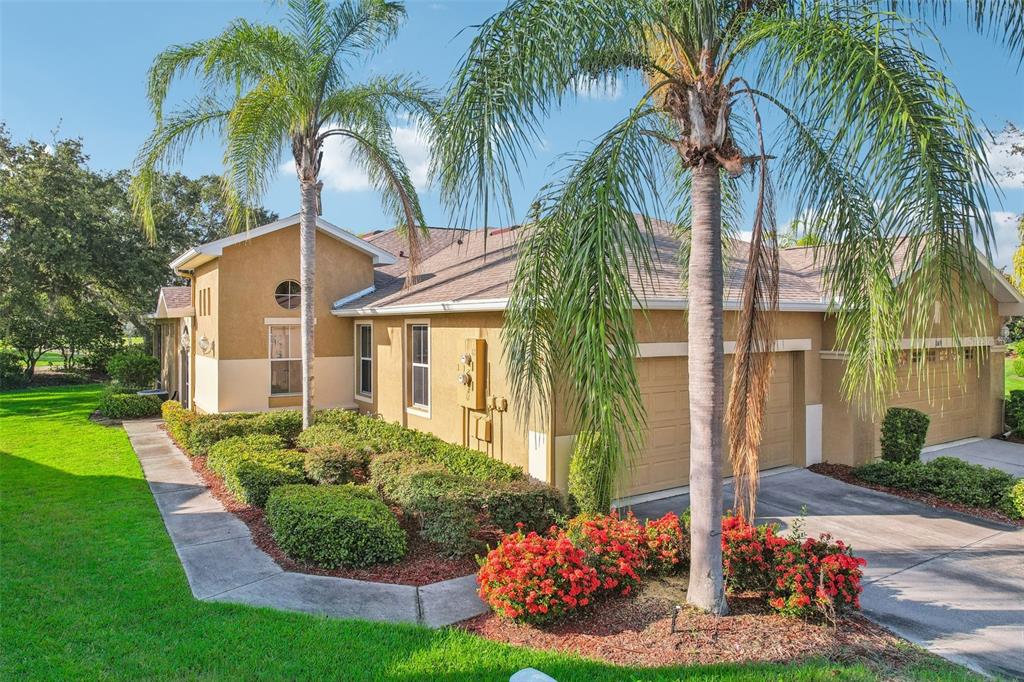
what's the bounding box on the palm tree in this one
[132,0,435,428]
[434,0,1020,614]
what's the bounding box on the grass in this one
[1005,355,1024,397]
[0,385,979,680]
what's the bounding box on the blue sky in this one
[2,1,1022,265]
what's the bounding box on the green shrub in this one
[567,432,610,515]
[855,456,1018,513]
[207,435,287,477]
[1014,357,1024,378]
[184,411,300,456]
[161,400,198,447]
[0,348,26,389]
[482,480,567,534]
[207,435,303,507]
[106,350,160,389]
[229,455,306,507]
[97,387,162,419]
[304,444,371,485]
[266,484,406,568]
[251,410,303,445]
[1006,390,1024,435]
[297,423,363,450]
[879,407,929,463]
[314,408,363,430]
[1003,479,1024,520]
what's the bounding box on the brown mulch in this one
[460,575,931,672]
[809,462,1023,527]
[168,426,477,586]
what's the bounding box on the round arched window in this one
[275,280,300,309]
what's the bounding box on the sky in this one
[1,0,1022,266]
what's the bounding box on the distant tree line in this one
[0,124,276,383]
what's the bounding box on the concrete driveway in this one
[923,438,1024,477]
[630,468,1024,679]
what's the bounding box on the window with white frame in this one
[269,325,301,395]
[357,323,372,397]
[409,324,429,409]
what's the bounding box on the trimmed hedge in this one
[369,451,566,557]
[304,444,370,485]
[567,432,610,515]
[856,456,1022,518]
[97,388,162,419]
[207,435,303,507]
[1015,357,1024,377]
[265,484,406,568]
[185,410,303,456]
[880,407,929,463]
[161,400,198,448]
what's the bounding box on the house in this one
[152,214,1024,503]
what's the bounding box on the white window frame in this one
[406,321,430,417]
[274,280,301,310]
[355,323,373,402]
[268,324,302,396]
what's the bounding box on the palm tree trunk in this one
[299,178,317,429]
[686,162,728,615]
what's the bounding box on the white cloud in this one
[280,122,431,193]
[990,210,1020,269]
[571,76,624,102]
[985,125,1024,189]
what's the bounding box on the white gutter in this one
[332,285,376,309]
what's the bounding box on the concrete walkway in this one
[923,438,1024,477]
[630,469,1024,679]
[123,419,487,628]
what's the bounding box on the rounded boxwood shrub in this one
[1014,358,1024,378]
[304,444,371,484]
[880,407,929,463]
[266,484,406,568]
[106,350,160,389]
[568,432,611,515]
[97,388,162,419]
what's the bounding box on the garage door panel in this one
[627,353,794,497]
[890,357,979,446]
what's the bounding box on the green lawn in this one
[1005,356,1024,397]
[0,385,974,680]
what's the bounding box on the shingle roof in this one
[161,286,192,310]
[337,217,829,313]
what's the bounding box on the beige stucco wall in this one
[216,224,372,360]
[183,222,374,413]
[350,312,538,475]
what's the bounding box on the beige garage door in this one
[625,353,794,497]
[887,353,979,445]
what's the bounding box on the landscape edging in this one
[123,418,488,628]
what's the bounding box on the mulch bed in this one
[809,463,1023,527]
[461,576,943,673]
[162,425,477,586]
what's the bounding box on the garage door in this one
[625,353,794,497]
[887,352,979,445]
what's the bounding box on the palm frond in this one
[503,103,673,499]
[433,0,656,228]
[725,86,778,521]
[740,2,994,409]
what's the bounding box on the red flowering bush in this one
[643,511,689,575]
[768,534,866,618]
[476,527,601,623]
[721,515,789,592]
[567,511,647,596]
[722,514,866,618]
